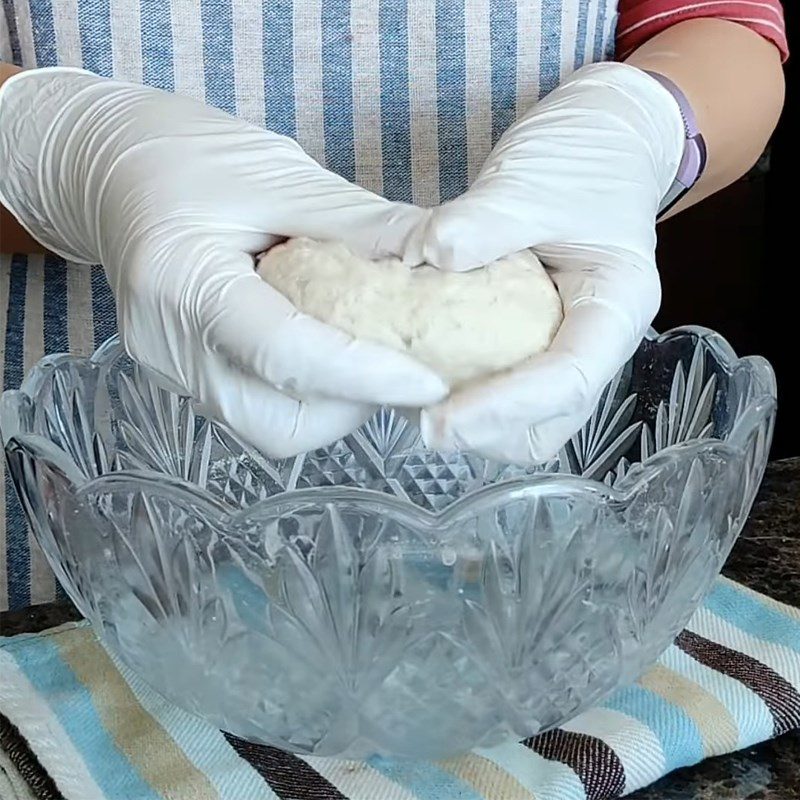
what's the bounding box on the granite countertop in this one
[2,459,799,799]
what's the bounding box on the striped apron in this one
[0,0,618,611]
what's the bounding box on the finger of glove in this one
[420,292,644,458]
[218,137,435,261]
[403,189,549,272]
[195,355,377,459]
[536,246,661,377]
[422,403,593,465]
[125,317,374,458]
[201,251,449,407]
[276,186,431,262]
[225,136,432,259]
[420,350,591,455]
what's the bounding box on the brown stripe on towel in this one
[223,733,348,800]
[0,713,63,800]
[677,629,800,735]
[523,728,626,800]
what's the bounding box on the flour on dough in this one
[256,238,563,387]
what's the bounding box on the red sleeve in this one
[616,0,788,62]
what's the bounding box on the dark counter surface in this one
[2,458,800,799]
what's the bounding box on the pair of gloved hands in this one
[0,63,683,464]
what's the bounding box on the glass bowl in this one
[0,328,776,759]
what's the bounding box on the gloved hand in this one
[0,68,447,457]
[409,63,686,464]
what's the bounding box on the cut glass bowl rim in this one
[0,326,777,523]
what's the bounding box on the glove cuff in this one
[642,70,707,217]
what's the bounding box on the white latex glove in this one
[409,63,685,464]
[0,68,447,457]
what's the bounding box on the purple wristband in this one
[644,70,707,216]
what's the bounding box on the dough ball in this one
[256,238,563,387]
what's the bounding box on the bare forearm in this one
[1,62,48,254]
[625,18,785,218]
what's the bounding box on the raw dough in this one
[256,238,563,387]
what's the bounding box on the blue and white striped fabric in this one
[0,0,619,611]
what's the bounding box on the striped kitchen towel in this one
[1,575,799,800]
